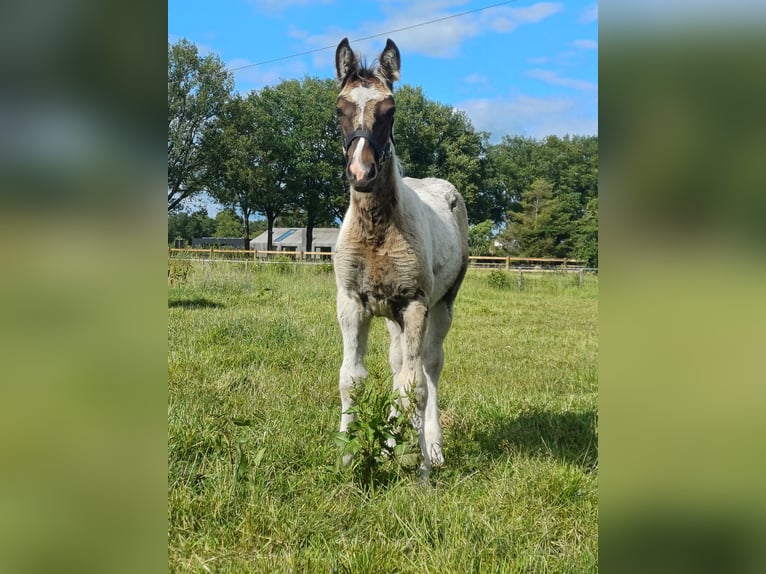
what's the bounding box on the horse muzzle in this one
[344,131,381,191]
[347,159,378,191]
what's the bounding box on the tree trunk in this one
[266,210,275,251]
[305,214,314,253]
[243,213,251,251]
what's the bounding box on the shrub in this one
[488,269,510,290]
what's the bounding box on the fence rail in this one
[167,248,593,272]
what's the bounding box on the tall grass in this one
[168,262,597,572]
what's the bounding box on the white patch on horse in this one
[348,137,367,182]
[346,85,388,127]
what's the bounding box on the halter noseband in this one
[342,126,395,165]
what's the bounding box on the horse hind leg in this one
[421,300,453,470]
[386,318,405,414]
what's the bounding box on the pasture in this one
[168,262,598,572]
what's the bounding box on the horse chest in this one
[338,244,424,319]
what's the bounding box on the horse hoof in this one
[430,443,444,467]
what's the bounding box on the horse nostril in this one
[368,164,377,180]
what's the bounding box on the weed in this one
[168,258,193,285]
[335,379,418,487]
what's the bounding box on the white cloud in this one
[295,1,563,67]
[526,69,596,91]
[457,94,597,141]
[572,39,597,50]
[482,2,564,33]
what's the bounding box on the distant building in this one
[191,237,246,249]
[249,228,339,253]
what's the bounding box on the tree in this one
[168,39,233,211]
[282,78,347,251]
[213,208,244,238]
[488,135,598,261]
[572,196,598,267]
[393,85,487,222]
[167,208,216,244]
[267,78,345,252]
[203,95,266,249]
[467,220,496,256]
[502,178,561,257]
[246,86,302,250]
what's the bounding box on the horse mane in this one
[341,58,394,90]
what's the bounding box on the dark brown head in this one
[335,37,400,192]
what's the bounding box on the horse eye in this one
[335,107,343,117]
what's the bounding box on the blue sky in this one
[169,0,598,143]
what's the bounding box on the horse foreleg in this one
[337,292,371,464]
[397,300,430,476]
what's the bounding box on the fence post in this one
[578,269,584,287]
[505,256,510,270]
[517,270,524,291]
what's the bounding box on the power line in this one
[228,0,520,72]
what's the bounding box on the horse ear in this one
[335,37,358,85]
[379,38,401,85]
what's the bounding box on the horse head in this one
[335,37,400,192]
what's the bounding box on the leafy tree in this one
[467,220,496,256]
[213,208,244,238]
[245,86,303,250]
[502,178,562,257]
[168,39,234,211]
[572,196,598,267]
[489,135,598,262]
[203,94,265,249]
[393,85,487,222]
[167,208,216,244]
[270,78,345,251]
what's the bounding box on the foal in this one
[333,38,469,478]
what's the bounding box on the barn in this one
[249,227,339,253]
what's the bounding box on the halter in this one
[342,125,395,165]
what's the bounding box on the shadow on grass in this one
[168,297,224,309]
[462,408,598,471]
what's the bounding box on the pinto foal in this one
[333,38,469,478]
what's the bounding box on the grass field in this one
[168,262,598,572]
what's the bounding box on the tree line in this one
[169,39,598,266]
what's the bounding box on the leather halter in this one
[342,125,395,165]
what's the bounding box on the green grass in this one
[168,262,598,572]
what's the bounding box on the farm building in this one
[191,237,246,249]
[249,227,339,253]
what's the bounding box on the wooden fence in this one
[168,248,591,271]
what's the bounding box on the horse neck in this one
[349,155,402,243]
